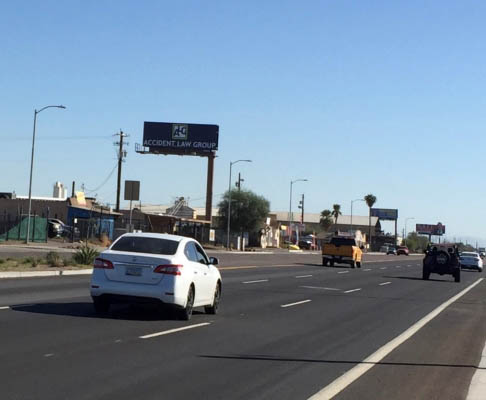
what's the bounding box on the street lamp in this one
[288,179,308,246]
[350,198,365,234]
[26,105,66,243]
[404,217,415,241]
[226,159,252,249]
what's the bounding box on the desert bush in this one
[73,245,99,265]
[0,258,5,264]
[46,251,63,268]
[30,257,41,268]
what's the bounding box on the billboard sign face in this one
[370,208,398,221]
[416,223,446,235]
[143,121,218,155]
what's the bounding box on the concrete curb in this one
[0,269,93,279]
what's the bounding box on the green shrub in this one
[73,245,99,265]
[46,251,63,268]
[21,257,31,264]
[30,257,41,268]
[0,258,5,264]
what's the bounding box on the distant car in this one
[387,247,397,255]
[459,251,483,272]
[397,246,409,256]
[298,239,313,250]
[47,219,64,238]
[90,233,222,320]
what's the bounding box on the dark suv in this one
[423,244,461,282]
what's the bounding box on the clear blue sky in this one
[1,1,485,243]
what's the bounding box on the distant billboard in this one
[143,121,219,155]
[370,208,398,221]
[416,223,446,235]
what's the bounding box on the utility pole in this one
[235,173,244,191]
[114,130,129,212]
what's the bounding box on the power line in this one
[85,162,118,193]
[0,135,113,141]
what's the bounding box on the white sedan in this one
[459,252,483,272]
[90,233,222,320]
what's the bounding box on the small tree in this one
[320,209,333,231]
[218,189,270,236]
[331,204,342,225]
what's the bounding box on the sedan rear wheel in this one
[205,282,221,315]
[178,286,195,321]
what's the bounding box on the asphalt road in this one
[1,253,485,400]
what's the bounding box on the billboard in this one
[143,121,218,155]
[416,223,446,235]
[370,208,398,221]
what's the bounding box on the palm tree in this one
[320,209,333,231]
[364,194,377,248]
[331,204,342,225]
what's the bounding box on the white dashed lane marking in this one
[380,267,387,270]
[301,286,340,291]
[140,323,211,339]
[295,275,313,278]
[0,306,10,310]
[363,269,372,271]
[281,300,312,308]
[344,288,362,294]
[338,271,349,274]
[379,282,392,286]
[242,279,269,284]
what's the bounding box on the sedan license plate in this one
[125,266,142,276]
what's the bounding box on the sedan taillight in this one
[154,264,183,275]
[94,258,114,269]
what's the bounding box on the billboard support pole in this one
[205,153,215,225]
[395,219,397,245]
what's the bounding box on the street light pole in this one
[26,105,66,244]
[288,179,308,246]
[350,198,365,235]
[226,159,251,249]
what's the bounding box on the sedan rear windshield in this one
[461,253,478,258]
[111,237,179,255]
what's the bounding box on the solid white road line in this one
[308,278,484,400]
[338,271,349,274]
[301,286,340,291]
[0,306,10,310]
[242,279,269,284]
[466,333,486,399]
[140,323,211,339]
[379,282,392,286]
[281,300,312,308]
[344,288,361,293]
[295,275,313,278]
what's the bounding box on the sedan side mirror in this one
[209,256,219,266]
